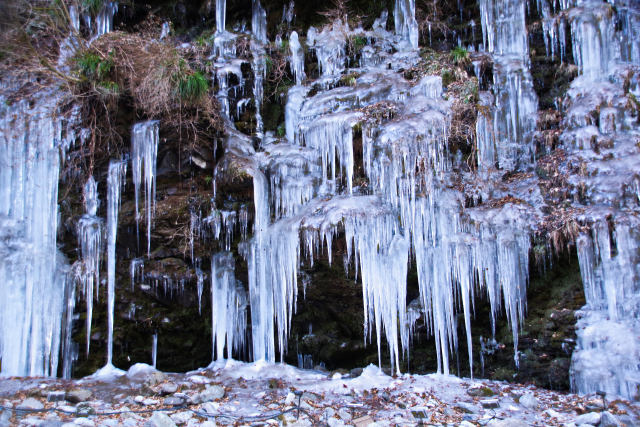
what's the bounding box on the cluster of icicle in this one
[0,90,78,377]
[529,0,640,400]
[203,0,535,378]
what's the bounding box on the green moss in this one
[441,70,454,88]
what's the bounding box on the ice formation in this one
[216,0,226,34]
[106,159,127,367]
[289,31,305,85]
[476,0,537,171]
[0,0,637,404]
[252,0,268,44]
[0,91,75,377]
[211,252,248,361]
[131,120,160,256]
[394,0,418,49]
[76,177,103,356]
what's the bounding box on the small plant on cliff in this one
[176,71,209,102]
[450,46,469,65]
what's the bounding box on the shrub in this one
[176,71,209,102]
[450,46,469,65]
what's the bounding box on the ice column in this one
[289,31,306,85]
[572,217,640,399]
[216,0,226,34]
[0,93,73,377]
[477,0,537,171]
[394,0,419,49]
[131,120,160,256]
[252,0,268,43]
[106,159,127,367]
[211,252,248,360]
[76,177,103,356]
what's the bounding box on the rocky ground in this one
[0,361,637,427]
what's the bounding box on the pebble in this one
[518,392,538,410]
[337,407,352,421]
[65,389,92,404]
[145,412,176,427]
[486,418,528,427]
[163,396,184,406]
[169,411,192,425]
[17,397,44,410]
[159,383,178,395]
[284,392,296,405]
[599,411,622,427]
[574,412,601,426]
[142,398,160,406]
[71,419,94,427]
[192,385,224,403]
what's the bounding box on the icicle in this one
[196,267,204,314]
[216,0,226,34]
[211,252,248,360]
[289,31,306,85]
[131,120,160,256]
[252,0,268,43]
[106,159,127,368]
[92,2,118,40]
[394,0,419,49]
[130,258,143,291]
[152,333,158,368]
[251,43,266,137]
[76,177,103,356]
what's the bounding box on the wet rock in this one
[467,386,494,397]
[75,402,95,417]
[163,396,184,406]
[350,367,363,377]
[160,383,178,395]
[599,411,621,427]
[574,412,601,426]
[65,389,92,403]
[145,412,177,427]
[480,398,500,409]
[486,418,528,427]
[142,398,160,405]
[454,402,479,414]
[71,419,95,427]
[145,372,167,387]
[17,397,45,410]
[518,392,539,410]
[46,392,66,402]
[192,385,225,403]
[58,406,76,414]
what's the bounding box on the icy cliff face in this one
[1,0,639,401]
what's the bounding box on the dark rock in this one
[480,398,500,409]
[467,386,494,397]
[75,402,96,417]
